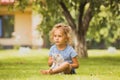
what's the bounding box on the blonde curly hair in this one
[49,23,72,45]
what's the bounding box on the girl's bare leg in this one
[50,62,72,74]
[40,70,50,74]
[40,62,72,75]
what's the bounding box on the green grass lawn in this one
[0,49,120,80]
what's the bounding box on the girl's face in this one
[53,29,67,46]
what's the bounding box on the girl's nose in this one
[56,37,59,40]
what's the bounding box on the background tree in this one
[6,0,120,57]
[33,0,119,57]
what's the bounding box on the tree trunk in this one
[59,1,92,58]
[42,35,50,48]
[74,32,88,58]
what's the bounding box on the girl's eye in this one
[54,35,62,37]
[58,35,61,37]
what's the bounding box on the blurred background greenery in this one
[0,0,120,58]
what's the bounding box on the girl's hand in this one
[48,56,53,67]
[71,57,79,68]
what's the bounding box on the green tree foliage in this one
[87,5,120,47]
[32,0,65,48]
[32,0,119,57]
[4,0,120,57]
[32,0,64,33]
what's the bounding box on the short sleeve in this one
[49,45,57,56]
[70,48,78,58]
[49,46,53,56]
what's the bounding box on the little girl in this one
[40,23,79,74]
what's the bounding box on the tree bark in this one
[59,1,93,58]
[59,1,76,30]
[74,33,88,57]
[76,3,93,57]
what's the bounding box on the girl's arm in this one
[48,56,53,67]
[71,57,79,68]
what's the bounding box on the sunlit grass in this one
[0,49,120,80]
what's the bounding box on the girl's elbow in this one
[75,63,79,68]
[48,63,52,67]
[48,61,52,67]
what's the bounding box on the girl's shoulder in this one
[50,44,56,50]
[66,45,75,51]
